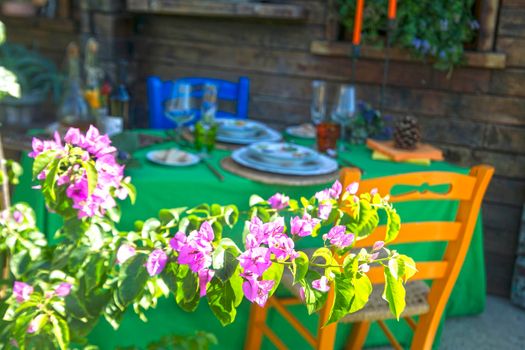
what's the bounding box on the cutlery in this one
[201,157,224,182]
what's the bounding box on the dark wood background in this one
[2,0,525,297]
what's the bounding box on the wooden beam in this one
[310,40,507,69]
[477,0,500,51]
[127,0,308,21]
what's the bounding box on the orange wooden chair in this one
[244,164,494,350]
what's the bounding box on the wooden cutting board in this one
[366,139,444,162]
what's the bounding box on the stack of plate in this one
[231,142,338,176]
[216,118,281,144]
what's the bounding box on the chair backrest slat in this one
[367,261,449,283]
[341,170,477,202]
[355,222,462,247]
[147,76,250,129]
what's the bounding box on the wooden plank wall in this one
[3,0,525,296]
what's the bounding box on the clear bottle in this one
[58,42,92,130]
[110,61,131,129]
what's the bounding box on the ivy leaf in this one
[118,254,149,306]
[385,207,401,243]
[51,315,70,350]
[291,251,309,283]
[82,161,98,196]
[32,149,58,179]
[383,268,406,320]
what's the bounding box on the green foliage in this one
[117,331,218,350]
[338,0,479,71]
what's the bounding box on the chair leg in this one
[345,322,371,350]
[244,302,269,350]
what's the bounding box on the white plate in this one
[248,142,318,166]
[216,119,263,138]
[216,125,282,144]
[286,124,316,139]
[146,149,200,167]
[231,147,338,176]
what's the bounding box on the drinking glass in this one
[201,83,218,123]
[311,80,327,125]
[332,85,356,151]
[164,82,195,145]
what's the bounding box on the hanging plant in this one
[338,0,479,71]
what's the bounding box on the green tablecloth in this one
[13,132,485,349]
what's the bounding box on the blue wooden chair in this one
[147,76,250,129]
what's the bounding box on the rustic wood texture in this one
[477,0,500,51]
[4,0,525,297]
[127,0,308,20]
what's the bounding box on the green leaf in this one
[120,181,136,204]
[292,251,309,283]
[158,207,187,224]
[288,199,299,211]
[301,270,328,314]
[398,255,417,283]
[346,200,379,239]
[51,315,70,350]
[249,194,265,206]
[223,205,239,228]
[84,254,106,293]
[212,239,241,281]
[175,265,200,312]
[326,274,355,325]
[82,161,98,196]
[385,207,401,243]
[312,247,333,265]
[118,254,149,306]
[206,275,243,326]
[383,268,406,320]
[160,262,179,293]
[9,250,31,278]
[262,262,284,297]
[32,149,58,179]
[43,158,61,201]
[348,274,372,313]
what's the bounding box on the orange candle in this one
[388,0,397,20]
[353,0,365,45]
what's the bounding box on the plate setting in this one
[285,123,316,139]
[146,149,200,167]
[232,142,338,176]
[215,118,281,144]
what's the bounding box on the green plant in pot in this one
[338,0,479,71]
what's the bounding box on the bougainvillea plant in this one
[0,126,415,349]
[338,0,479,71]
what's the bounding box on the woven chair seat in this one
[280,267,430,322]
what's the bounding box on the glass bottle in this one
[58,42,93,130]
[194,83,218,154]
[83,38,103,112]
[110,61,131,129]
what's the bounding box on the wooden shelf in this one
[0,15,75,32]
[310,40,507,70]
[127,0,307,20]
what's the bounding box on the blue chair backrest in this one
[147,76,250,129]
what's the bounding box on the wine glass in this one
[332,85,356,152]
[164,82,195,145]
[311,80,327,125]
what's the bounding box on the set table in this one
[13,130,485,349]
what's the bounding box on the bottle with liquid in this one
[110,61,131,129]
[58,42,93,130]
[194,83,218,154]
[83,38,103,112]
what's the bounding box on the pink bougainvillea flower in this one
[175,222,214,274]
[146,249,168,276]
[329,180,342,199]
[198,269,215,297]
[117,244,136,265]
[247,216,285,246]
[323,225,354,248]
[373,241,385,251]
[359,263,370,273]
[267,234,298,261]
[312,276,330,292]
[241,273,275,307]
[369,252,380,261]
[267,193,289,210]
[238,247,272,276]
[54,283,72,297]
[27,318,38,334]
[290,214,319,237]
[346,181,359,195]
[169,231,187,251]
[317,202,333,220]
[370,188,378,196]
[13,281,33,303]
[12,210,23,223]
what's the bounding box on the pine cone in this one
[393,116,421,150]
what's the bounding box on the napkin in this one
[372,150,431,165]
